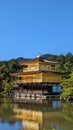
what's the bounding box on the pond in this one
[0,98,73,130]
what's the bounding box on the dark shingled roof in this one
[20,56,58,64]
[11,70,64,76]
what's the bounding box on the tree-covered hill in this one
[16,57,32,62]
[40,52,73,73]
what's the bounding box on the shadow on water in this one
[0,98,73,130]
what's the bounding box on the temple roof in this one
[12,70,64,76]
[20,57,58,65]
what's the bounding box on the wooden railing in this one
[14,90,43,94]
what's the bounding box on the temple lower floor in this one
[13,82,62,100]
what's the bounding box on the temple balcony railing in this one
[14,79,42,83]
[14,89,43,94]
[14,80,25,84]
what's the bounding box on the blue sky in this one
[0,0,73,60]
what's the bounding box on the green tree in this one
[61,72,73,98]
[4,82,13,93]
[64,62,73,73]
[8,59,22,73]
[0,59,22,93]
[65,52,73,62]
[57,54,65,64]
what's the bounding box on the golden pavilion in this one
[13,56,63,99]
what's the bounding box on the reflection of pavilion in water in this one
[0,98,73,130]
[13,100,62,130]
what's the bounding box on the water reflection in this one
[0,98,73,130]
[0,121,22,130]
